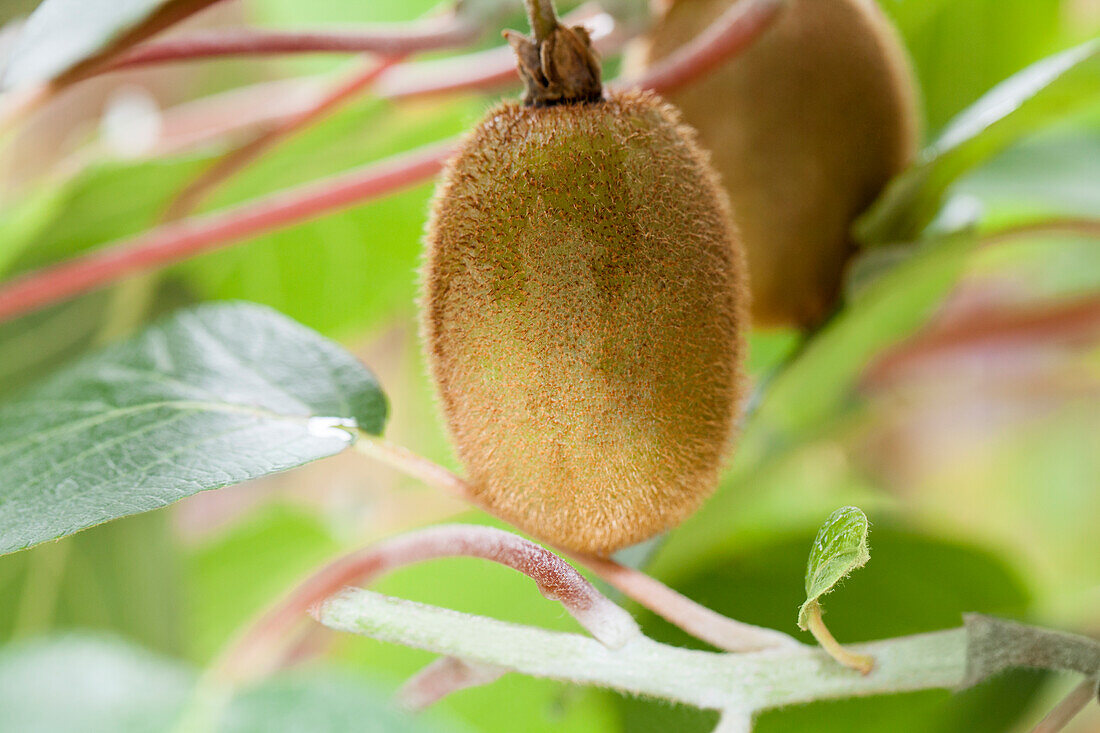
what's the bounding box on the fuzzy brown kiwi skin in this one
[635,0,919,328]
[422,89,749,556]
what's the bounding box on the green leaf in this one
[222,671,447,733]
[0,512,185,656]
[949,121,1100,227]
[0,0,220,89]
[0,634,193,733]
[185,504,341,661]
[880,0,1067,133]
[856,39,1100,245]
[0,634,452,732]
[797,506,870,630]
[0,301,386,556]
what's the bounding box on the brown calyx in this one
[503,24,603,106]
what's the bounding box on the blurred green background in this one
[0,0,1097,730]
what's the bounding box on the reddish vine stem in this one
[862,291,1100,389]
[0,140,454,322]
[0,0,229,130]
[356,436,800,654]
[214,524,638,683]
[108,16,478,70]
[981,217,1100,246]
[0,0,782,321]
[163,54,405,221]
[622,0,787,94]
[1031,678,1098,733]
[576,554,800,652]
[396,657,506,711]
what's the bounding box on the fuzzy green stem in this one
[318,587,969,713]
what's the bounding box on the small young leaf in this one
[798,506,870,630]
[1,0,221,90]
[0,302,387,556]
[856,39,1100,245]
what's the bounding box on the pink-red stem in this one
[396,657,505,710]
[358,436,799,654]
[862,291,1100,388]
[108,17,478,70]
[577,554,800,652]
[623,0,786,94]
[163,54,405,221]
[0,140,454,322]
[216,524,637,683]
[1031,678,1098,733]
[0,0,783,321]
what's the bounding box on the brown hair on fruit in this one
[634,0,919,328]
[421,9,749,556]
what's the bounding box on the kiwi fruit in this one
[633,0,919,328]
[421,16,748,555]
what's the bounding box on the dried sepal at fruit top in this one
[421,3,749,554]
[503,22,603,106]
[633,0,919,328]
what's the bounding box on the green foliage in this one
[856,39,1100,244]
[0,634,192,733]
[881,0,1069,133]
[0,0,1096,729]
[798,506,870,630]
[0,0,210,88]
[0,302,385,555]
[0,512,185,656]
[0,634,448,732]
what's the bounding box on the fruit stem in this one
[524,0,561,43]
[802,600,875,675]
[508,0,602,105]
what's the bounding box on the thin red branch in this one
[396,657,505,710]
[862,292,1100,389]
[982,217,1100,246]
[216,524,638,683]
[0,140,454,323]
[576,554,800,652]
[155,78,329,154]
[374,5,623,101]
[357,435,800,654]
[56,0,230,88]
[0,0,229,130]
[0,0,783,321]
[163,54,405,221]
[150,4,619,148]
[620,0,786,95]
[108,16,478,70]
[1031,678,1098,733]
[374,44,520,100]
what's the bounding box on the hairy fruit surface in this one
[635,0,919,327]
[422,89,748,555]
